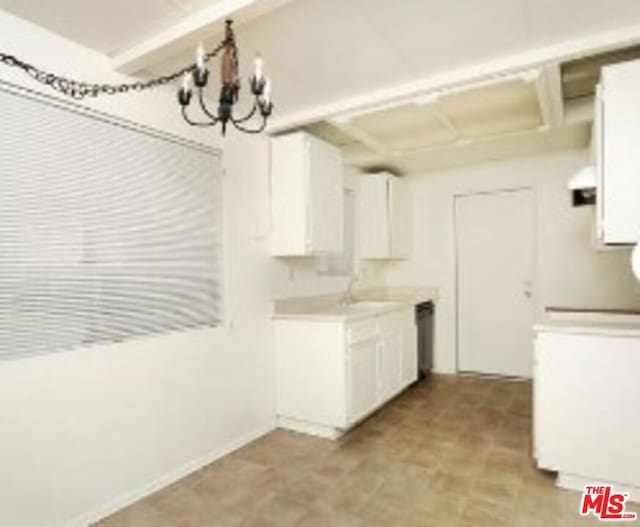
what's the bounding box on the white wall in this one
[0,10,383,527]
[384,149,640,373]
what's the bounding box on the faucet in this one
[340,274,359,306]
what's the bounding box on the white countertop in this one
[535,308,640,337]
[534,320,640,338]
[272,300,415,322]
[272,287,437,322]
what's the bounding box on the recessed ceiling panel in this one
[304,122,359,147]
[381,124,591,174]
[351,103,457,150]
[438,79,542,138]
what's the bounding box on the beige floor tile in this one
[99,376,589,527]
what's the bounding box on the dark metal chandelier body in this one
[178,20,272,135]
[0,19,271,136]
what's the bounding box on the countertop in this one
[272,286,437,322]
[535,308,640,338]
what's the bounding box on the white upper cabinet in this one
[596,60,640,245]
[271,132,344,256]
[358,172,411,259]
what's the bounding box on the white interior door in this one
[456,188,535,377]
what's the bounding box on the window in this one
[0,85,223,359]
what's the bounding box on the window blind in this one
[0,85,223,359]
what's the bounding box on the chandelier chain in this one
[0,19,270,135]
[0,39,231,100]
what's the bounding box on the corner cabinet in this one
[594,60,640,245]
[270,132,344,256]
[274,308,417,439]
[533,328,640,496]
[357,172,411,259]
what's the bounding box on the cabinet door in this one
[400,325,418,387]
[346,337,378,423]
[308,135,344,253]
[271,133,309,255]
[389,177,411,258]
[358,173,390,258]
[378,331,402,401]
[602,61,640,244]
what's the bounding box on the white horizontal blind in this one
[0,86,222,359]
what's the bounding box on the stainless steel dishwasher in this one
[416,301,434,377]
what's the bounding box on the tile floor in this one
[97,375,639,526]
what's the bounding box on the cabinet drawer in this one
[347,319,378,344]
[379,308,414,333]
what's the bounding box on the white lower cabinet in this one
[534,329,640,499]
[346,336,378,423]
[275,307,417,439]
[401,326,419,387]
[378,332,402,401]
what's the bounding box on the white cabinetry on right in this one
[533,327,640,498]
[357,172,411,259]
[595,60,640,245]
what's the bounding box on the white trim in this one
[277,416,343,439]
[112,0,296,74]
[267,23,640,133]
[63,420,276,527]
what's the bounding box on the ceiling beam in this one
[111,0,294,75]
[267,22,640,133]
[534,64,565,128]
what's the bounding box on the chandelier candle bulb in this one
[263,79,272,103]
[254,55,264,80]
[177,72,192,106]
[196,43,205,72]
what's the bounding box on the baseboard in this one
[64,419,277,527]
[277,416,343,440]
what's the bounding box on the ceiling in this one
[2,0,640,172]
[3,0,640,116]
[0,0,223,55]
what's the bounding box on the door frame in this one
[453,186,538,377]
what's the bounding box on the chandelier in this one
[178,20,272,135]
[0,19,272,136]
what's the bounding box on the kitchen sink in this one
[346,301,401,310]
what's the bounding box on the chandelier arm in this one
[197,88,220,123]
[181,105,218,127]
[231,99,258,124]
[231,114,267,134]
